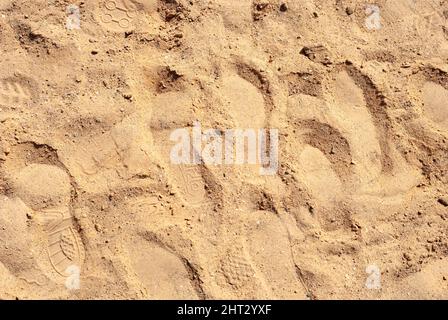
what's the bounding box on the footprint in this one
[149,91,218,208]
[0,77,34,107]
[333,65,421,196]
[0,195,57,293]
[417,67,448,132]
[209,59,281,178]
[220,247,256,290]
[9,164,85,278]
[242,210,308,299]
[10,163,71,211]
[234,61,276,123]
[98,0,137,31]
[127,194,164,217]
[342,64,393,174]
[126,235,200,299]
[286,62,420,200]
[325,69,384,184]
[173,165,208,207]
[286,94,355,195]
[421,81,448,131]
[154,128,211,208]
[217,210,308,299]
[96,0,143,32]
[218,244,271,299]
[296,145,343,202]
[0,196,36,278]
[61,113,155,193]
[215,73,266,129]
[43,210,84,277]
[402,66,448,183]
[296,118,353,182]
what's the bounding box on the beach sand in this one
[0,0,447,299]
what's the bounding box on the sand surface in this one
[0,0,447,299]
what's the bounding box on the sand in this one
[0,0,447,299]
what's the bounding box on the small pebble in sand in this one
[438,197,448,207]
[280,3,288,12]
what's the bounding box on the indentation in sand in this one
[422,81,448,130]
[127,238,199,299]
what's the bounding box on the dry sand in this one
[0,0,447,299]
